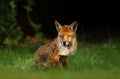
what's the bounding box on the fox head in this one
[55,20,78,48]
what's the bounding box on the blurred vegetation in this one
[0,40,120,71]
[0,40,120,79]
[0,0,43,47]
[0,0,23,46]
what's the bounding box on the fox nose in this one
[62,41,72,47]
[63,41,66,46]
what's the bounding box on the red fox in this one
[34,20,78,68]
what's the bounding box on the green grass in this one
[0,69,120,79]
[0,40,120,79]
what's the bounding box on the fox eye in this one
[59,35,63,38]
[68,35,73,38]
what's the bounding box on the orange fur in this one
[34,20,78,68]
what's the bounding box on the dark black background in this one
[17,0,120,42]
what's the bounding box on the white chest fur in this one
[57,37,77,56]
[58,43,77,56]
[59,46,69,56]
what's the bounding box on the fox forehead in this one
[59,26,76,36]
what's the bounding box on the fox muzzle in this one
[62,41,72,47]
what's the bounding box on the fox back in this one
[34,20,78,68]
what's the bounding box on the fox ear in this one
[70,21,78,32]
[55,20,62,31]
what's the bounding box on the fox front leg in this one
[60,56,68,68]
[54,54,60,68]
